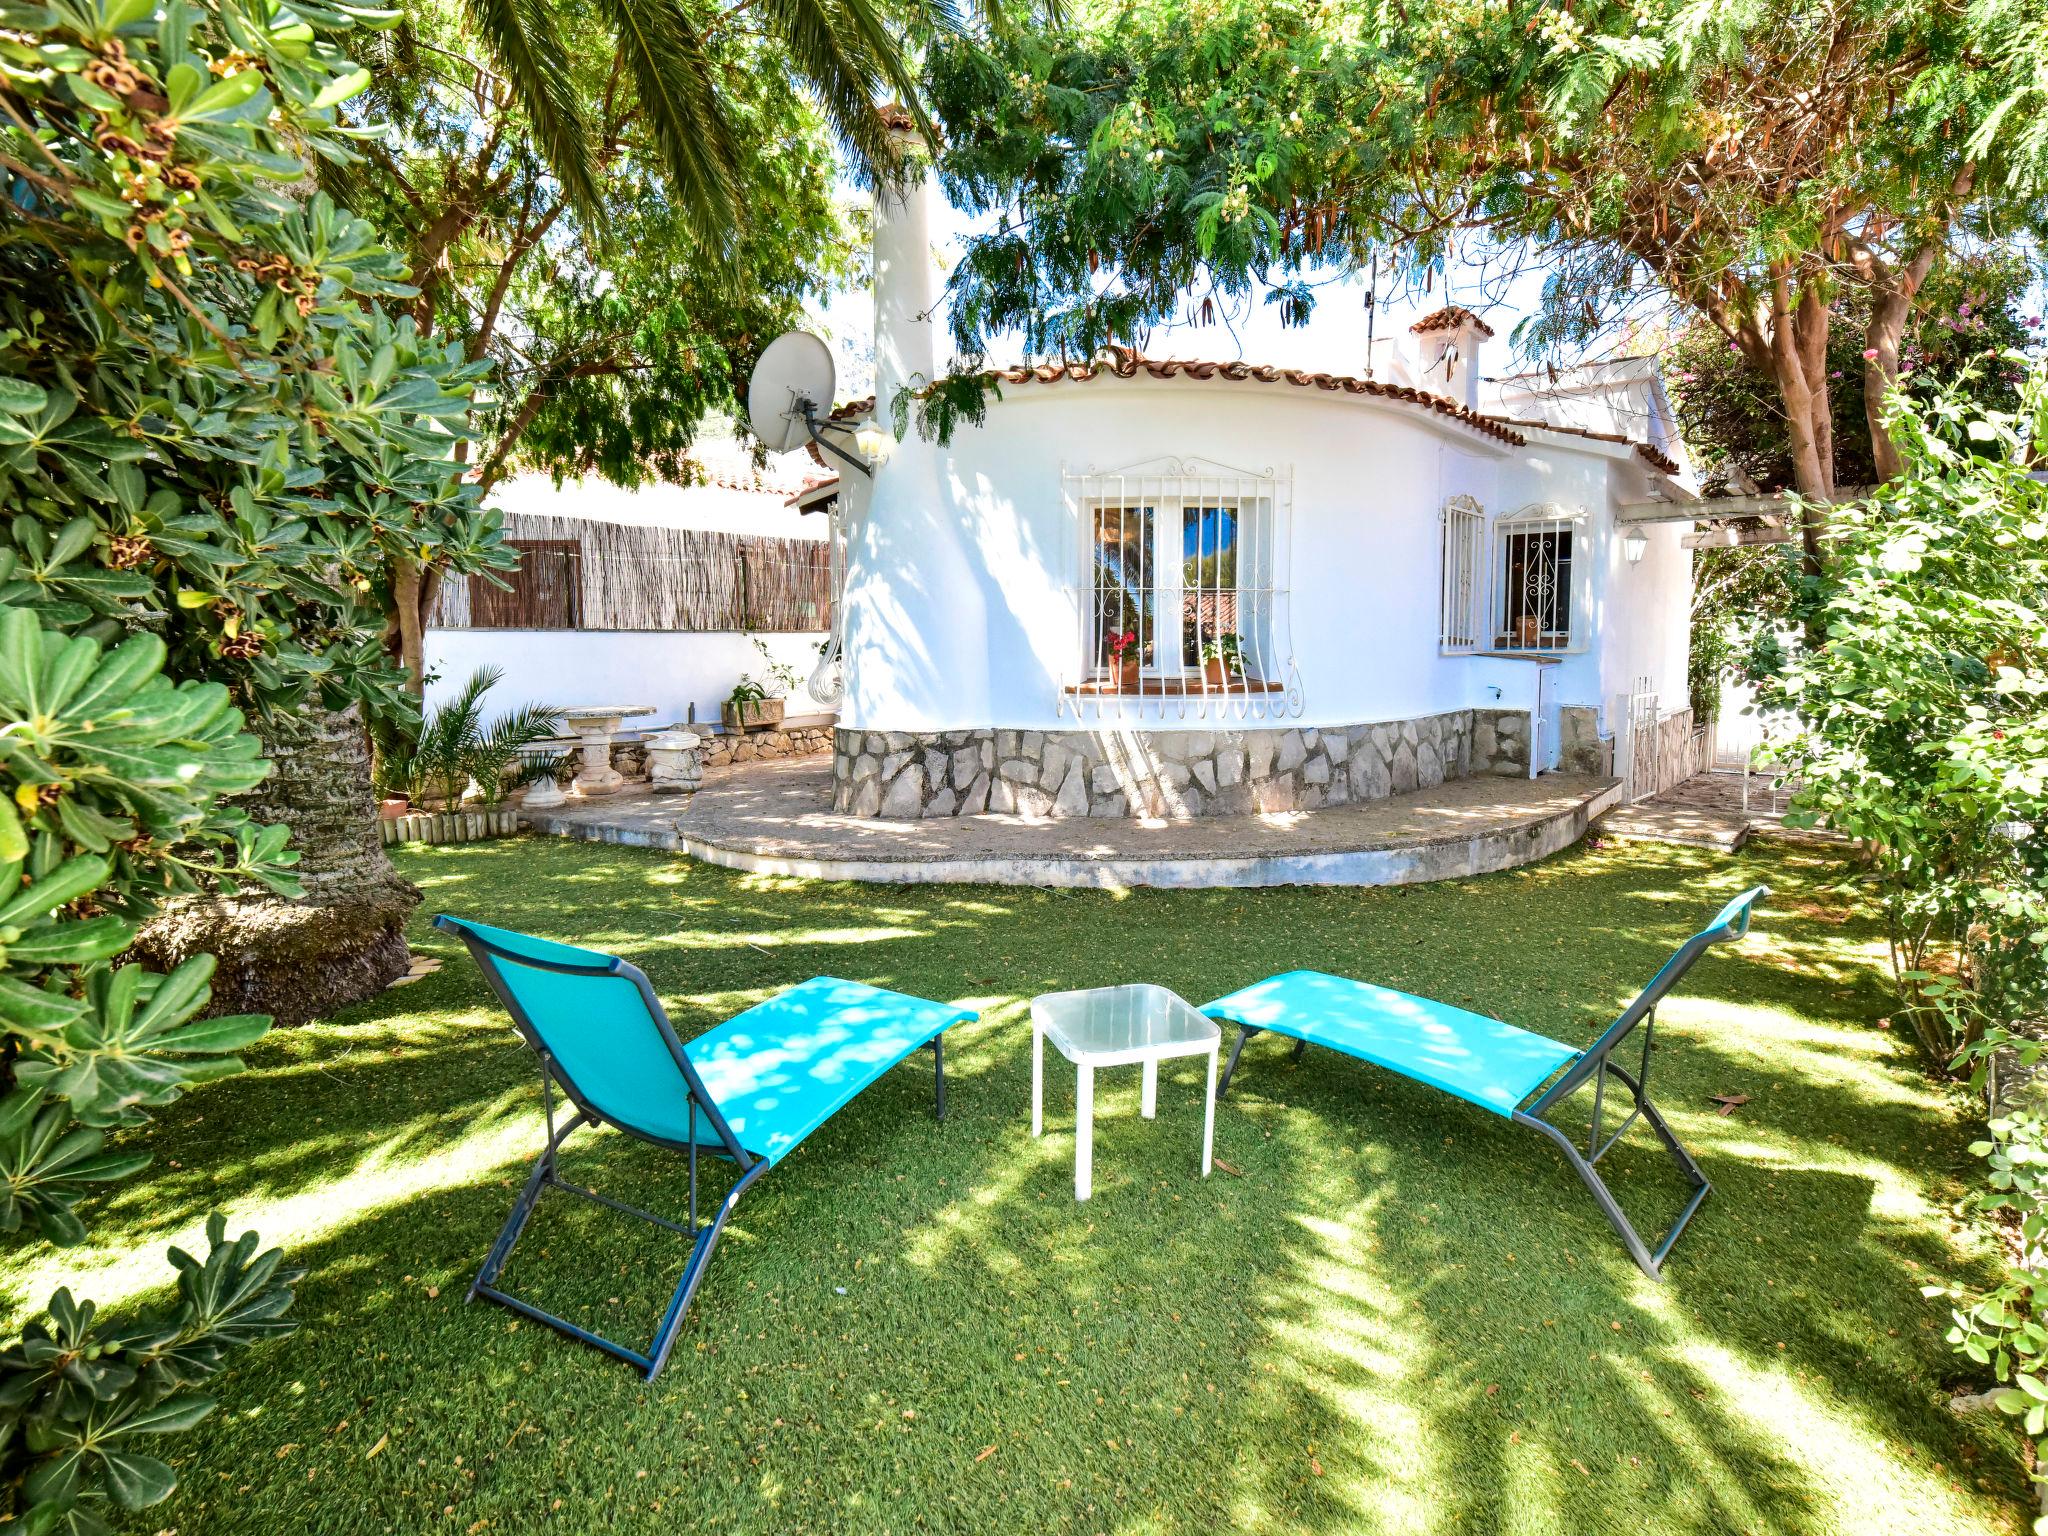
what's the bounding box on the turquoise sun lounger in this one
[436,915,975,1378]
[1201,887,1767,1277]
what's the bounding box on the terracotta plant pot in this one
[1114,657,1141,690]
[379,797,409,820]
[1203,659,1232,686]
[1516,615,1542,647]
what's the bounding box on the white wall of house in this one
[839,374,1690,740]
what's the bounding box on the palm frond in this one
[596,0,743,244]
[462,0,603,220]
[759,0,945,177]
[459,697,567,805]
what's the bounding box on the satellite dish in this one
[747,331,837,453]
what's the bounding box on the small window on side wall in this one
[1493,505,1584,652]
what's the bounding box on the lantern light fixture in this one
[853,420,895,468]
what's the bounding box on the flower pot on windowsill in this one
[722,698,785,734]
[1204,659,1252,688]
[1515,616,1542,648]
[1113,658,1141,691]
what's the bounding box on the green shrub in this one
[1768,358,2048,1071]
[0,0,510,1527]
[382,666,564,808]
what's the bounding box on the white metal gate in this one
[1618,676,1660,803]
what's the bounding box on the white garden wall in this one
[424,629,827,729]
[426,461,832,728]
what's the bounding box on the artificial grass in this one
[5,835,2026,1534]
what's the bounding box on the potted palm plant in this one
[377,668,565,840]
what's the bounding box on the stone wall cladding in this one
[700,725,833,769]
[1469,708,1531,777]
[833,708,1533,820]
[595,725,832,780]
[1557,705,1610,775]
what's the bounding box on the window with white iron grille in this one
[1061,457,1299,721]
[1438,495,1486,653]
[1493,504,1587,653]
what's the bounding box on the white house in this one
[803,162,1702,821]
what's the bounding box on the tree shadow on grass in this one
[163,1081,2021,1534]
[54,834,2030,1535]
[1205,1059,2014,1534]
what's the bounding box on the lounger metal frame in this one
[437,917,945,1379]
[1214,890,1762,1279]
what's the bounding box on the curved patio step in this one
[526,758,1623,889]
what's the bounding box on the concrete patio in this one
[523,756,1624,888]
[1596,768,1843,851]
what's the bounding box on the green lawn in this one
[9,835,2024,1534]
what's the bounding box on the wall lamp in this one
[852,420,896,468]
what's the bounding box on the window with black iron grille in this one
[1493,505,1585,652]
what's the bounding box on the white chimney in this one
[872,106,938,426]
[1408,307,1494,410]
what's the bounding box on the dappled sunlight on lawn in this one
[1668,1337,1993,1532]
[1,1088,541,1316]
[16,833,2027,1536]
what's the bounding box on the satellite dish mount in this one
[745,331,874,477]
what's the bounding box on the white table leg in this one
[1141,1057,1158,1119]
[1202,1043,1217,1178]
[1031,1024,1043,1137]
[1075,1063,1094,1201]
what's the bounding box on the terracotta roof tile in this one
[1409,305,1497,339]
[786,474,840,508]
[1481,415,1682,475]
[826,347,1524,445]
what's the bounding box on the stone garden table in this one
[560,705,656,798]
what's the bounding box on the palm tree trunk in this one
[133,703,418,1025]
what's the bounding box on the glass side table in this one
[1030,983,1220,1200]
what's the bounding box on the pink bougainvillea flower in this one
[1862,348,1879,360]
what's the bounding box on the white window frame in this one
[1061,457,1301,722]
[1439,494,1486,653]
[1492,502,1590,654]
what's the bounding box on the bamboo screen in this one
[431,514,832,633]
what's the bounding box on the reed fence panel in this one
[429,514,830,633]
